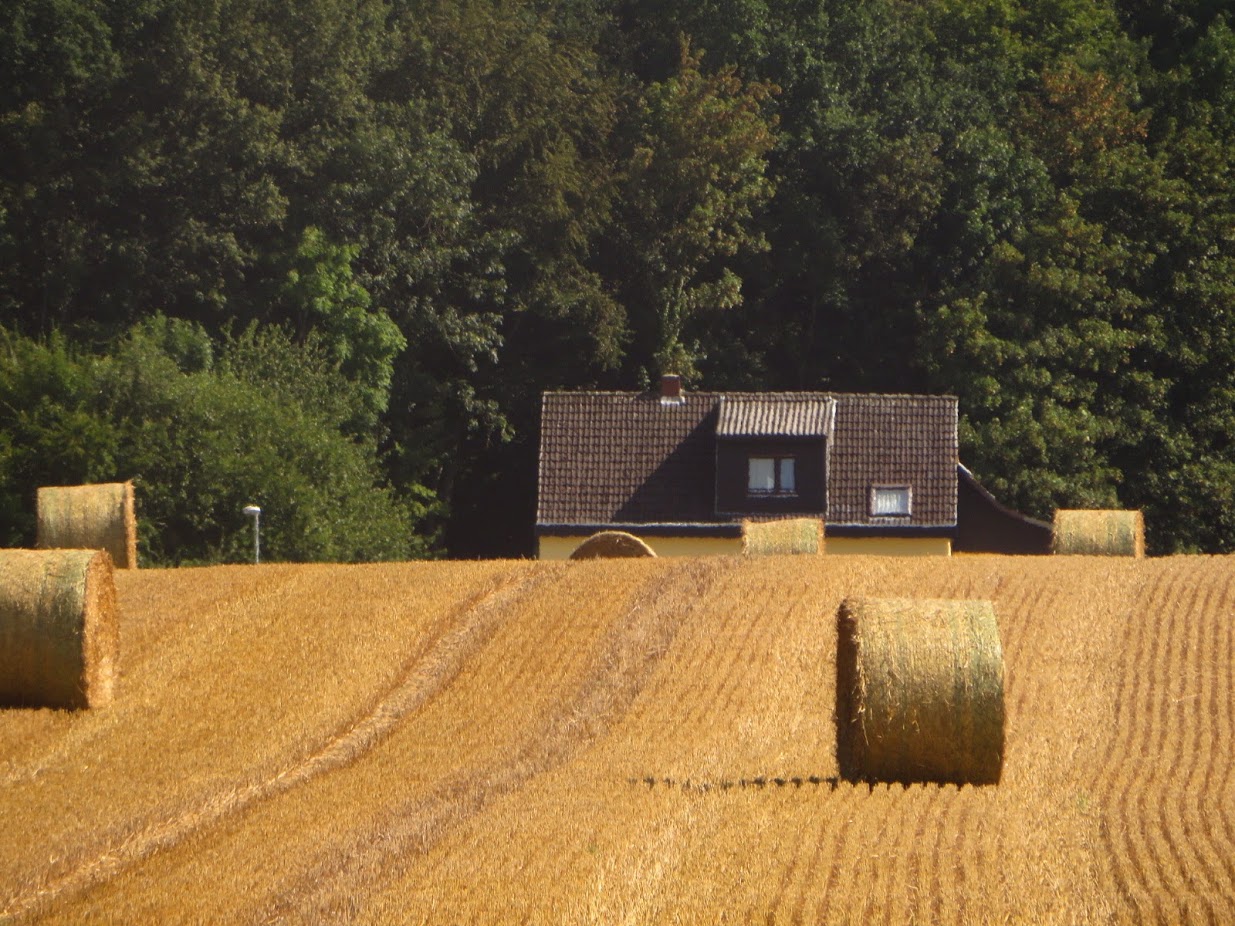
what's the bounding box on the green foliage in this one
[4,0,1235,554]
[615,41,778,379]
[0,321,432,563]
[278,226,405,432]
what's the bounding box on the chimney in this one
[660,374,684,404]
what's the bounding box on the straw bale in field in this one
[1052,509,1144,557]
[0,549,119,709]
[836,597,1004,786]
[569,531,657,559]
[37,481,138,569]
[742,518,824,555]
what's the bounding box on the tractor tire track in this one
[0,565,551,922]
[251,558,730,924]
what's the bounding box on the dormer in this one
[714,395,834,516]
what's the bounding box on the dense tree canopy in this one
[2,0,1235,558]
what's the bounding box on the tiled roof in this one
[536,392,721,525]
[717,395,833,438]
[827,394,958,526]
[537,390,958,528]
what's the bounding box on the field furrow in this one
[0,564,545,921]
[255,559,732,922]
[803,784,886,923]
[1171,571,1235,918]
[668,571,768,752]
[868,784,931,925]
[5,554,1235,924]
[1146,565,1199,921]
[1097,561,1184,923]
[1205,560,1235,855]
[1215,563,1235,870]
[706,582,783,728]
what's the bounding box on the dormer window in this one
[749,456,796,496]
[871,484,912,517]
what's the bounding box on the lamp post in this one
[242,505,261,564]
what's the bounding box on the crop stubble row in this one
[4,555,1235,923]
[1093,557,1235,924]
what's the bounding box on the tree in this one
[277,226,405,434]
[610,41,777,380]
[0,320,430,562]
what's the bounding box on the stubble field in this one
[1,553,1233,923]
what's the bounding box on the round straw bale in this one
[569,531,657,559]
[37,481,138,569]
[742,518,824,555]
[836,597,1004,786]
[1052,509,1145,557]
[0,549,118,709]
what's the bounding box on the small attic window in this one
[871,484,912,517]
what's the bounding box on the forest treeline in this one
[2,0,1234,560]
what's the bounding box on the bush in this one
[0,319,435,564]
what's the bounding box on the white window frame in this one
[748,455,798,496]
[870,484,912,517]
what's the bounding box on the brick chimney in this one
[660,374,684,404]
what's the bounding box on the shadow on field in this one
[630,776,842,793]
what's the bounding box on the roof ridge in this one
[542,390,957,400]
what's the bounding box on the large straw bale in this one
[836,597,1005,786]
[37,481,138,569]
[1052,509,1145,557]
[742,518,824,555]
[0,549,119,709]
[569,531,657,560]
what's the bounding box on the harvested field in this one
[2,554,1234,923]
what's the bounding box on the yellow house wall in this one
[541,533,951,558]
[825,536,952,557]
[538,535,744,560]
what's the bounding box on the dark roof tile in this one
[537,391,957,529]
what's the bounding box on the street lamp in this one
[242,505,262,564]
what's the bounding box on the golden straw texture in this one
[1052,509,1145,557]
[37,482,138,569]
[569,531,658,559]
[0,549,118,709]
[742,518,824,555]
[836,597,1004,785]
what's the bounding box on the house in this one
[535,375,1052,558]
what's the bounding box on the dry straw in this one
[1052,509,1145,557]
[742,518,824,555]
[836,597,1005,786]
[37,481,138,569]
[0,549,119,709]
[570,531,657,560]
